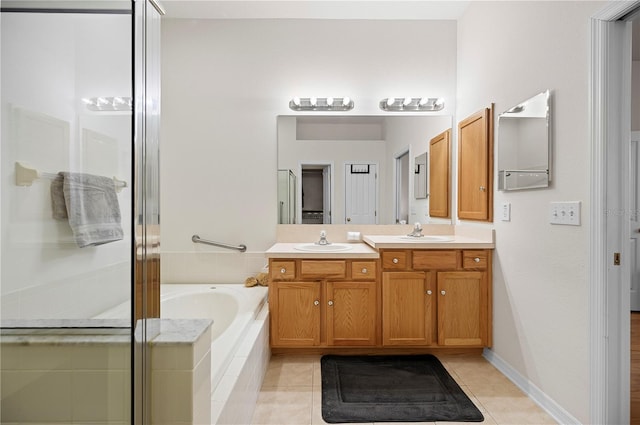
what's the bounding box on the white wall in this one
[1,13,132,319]
[457,1,604,422]
[160,18,457,281]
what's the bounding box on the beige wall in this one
[457,1,605,422]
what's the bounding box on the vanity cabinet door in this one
[458,106,494,222]
[437,271,488,347]
[326,281,377,346]
[382,272,434,346]
[269,281,321,347]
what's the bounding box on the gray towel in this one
[50,175,68,220]
[51,172,124,248]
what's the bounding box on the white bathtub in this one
[160,284,268,393]
[96,283,270,424]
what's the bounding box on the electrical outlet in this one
[550,201,581,226]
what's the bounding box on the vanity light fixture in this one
[379,97,444,112]
[82,96,132,111]
[289,97,354,111]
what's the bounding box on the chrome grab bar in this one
[191,234,247,253]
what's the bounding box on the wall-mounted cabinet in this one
[457,106,494,222]
[429,129,451,218]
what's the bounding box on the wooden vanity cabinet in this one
[382,271,435,346]
[381,249,492,348]
[268,258,378,348]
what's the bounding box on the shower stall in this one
[0,0,161,423]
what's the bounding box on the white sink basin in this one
[293,243,354,252]
[397,235,454,242]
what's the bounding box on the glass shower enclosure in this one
[0,1,161,423]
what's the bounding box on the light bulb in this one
[310,97,317,106]
[403,97,412,106]
[386,98,395,107]
[327,97,334,106]
[292,97,301,106]
[418,98,429,106]
[342,97,351,106]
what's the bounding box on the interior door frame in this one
[590,2,638,423]
[297,160,334,225]
[394,147,411,224]
[631,130,640,312]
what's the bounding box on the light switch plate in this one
[501,202,511,221]
[550,201,581,226]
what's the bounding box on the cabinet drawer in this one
[270,261,296,280]
[300,260,346,279]
[412,250,458,270]
[382,251,408,269]
[462,251,488,269]
[351,261,377,280]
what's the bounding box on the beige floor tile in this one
[312,358,322,388]
[478,395,556,425]
[262,355,317,388]
[251,386,313,425]
[255,354,557,425]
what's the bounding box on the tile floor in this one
[251,354,557,425]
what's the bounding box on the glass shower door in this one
[0,2,137,423]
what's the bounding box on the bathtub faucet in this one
[316,230,331,245]
[407,222,424,238]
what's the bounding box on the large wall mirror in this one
[277,115,452,225]
[497,90,551,191]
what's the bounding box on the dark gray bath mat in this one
[321,354,484,423]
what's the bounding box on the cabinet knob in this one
[314,300,319,306]
[426,290,432,295]
[280,268,286,274]
[361,268,368,274]
[474,257,480,263]
[441,290,446,296]
[392,258,399,264]
[328,300,334,306]
[480,186,486,192]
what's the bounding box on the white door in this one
[344,163,377,224]
[631,131,640,311]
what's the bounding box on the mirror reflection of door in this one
[344,163,377,224]
[631,131,640,311]
[395,151,410,224]
[301,164,332,224]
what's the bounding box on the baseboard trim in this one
[482,348,581,425]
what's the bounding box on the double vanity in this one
[265,225,494,354]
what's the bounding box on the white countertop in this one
[265,242,379,259]
[362,234,494,249]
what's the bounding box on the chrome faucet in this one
[316,230,331,245]
[407,222,424,238]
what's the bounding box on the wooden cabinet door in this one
[270,281,321,346]
[457,106,493,221]
[326,281,377,346]
[437,271,487,347]
[429,128,451,218]
[382,272,434,346]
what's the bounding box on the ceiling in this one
[160,0,470,20]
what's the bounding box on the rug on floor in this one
[321,354,484,423]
